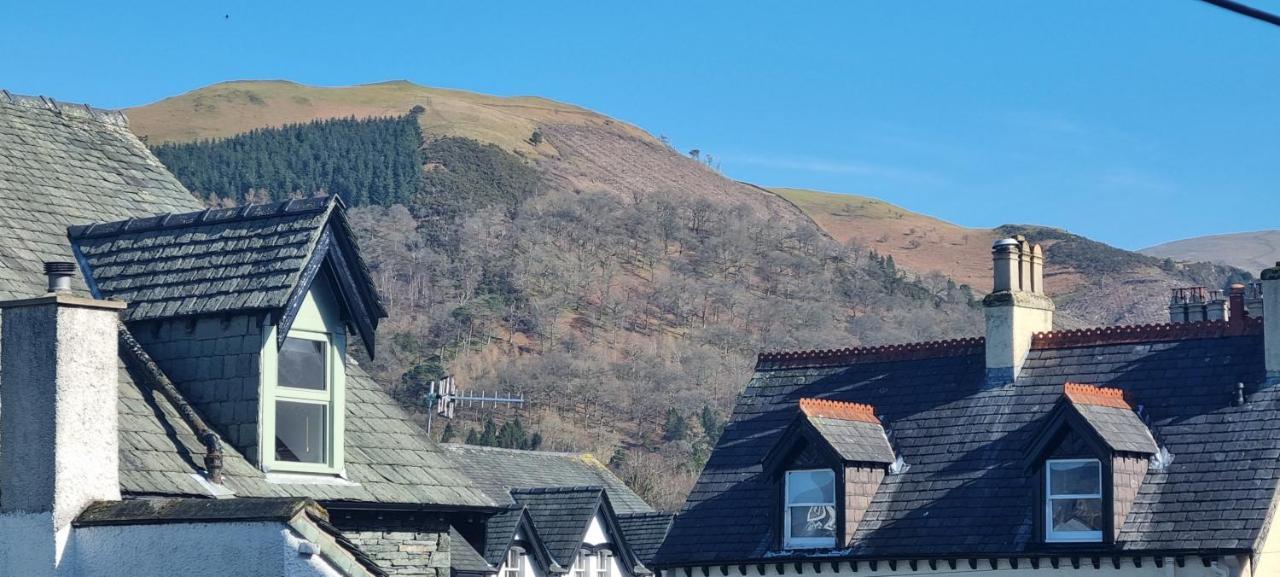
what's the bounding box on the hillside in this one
[128,81,982,510]
[772,187,1246,327]
[1141,230,1280,273]
[127,81,1245,509]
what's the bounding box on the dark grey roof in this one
[118,354,496,507]
[69,198,331,321]
[74,496,315,526]
[452,527,497,576]
[0,91,200,299]
[69,196,387,354]
[512,487,605,567]
[0,92,488,510]
[1070,402,1159,455]
[75,496,389,577]
[443,445,653,514]
[806,416,895,464]
[616,512,674,567]
[657,332,1277,565]
[482,507,527,566]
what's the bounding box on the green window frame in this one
[261,323,346,475]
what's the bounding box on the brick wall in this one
[843,465,885,545]
[131,314,265,463]
[332,510,452,577]
[1112,454,1148,539]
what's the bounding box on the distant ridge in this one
[1141,230,1280,272]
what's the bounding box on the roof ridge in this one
[1,89,129,128]
[1033,317,1263,349]
[799,398,880,424]
[757,337,985,369]
[440,443,585,458]
[510,485,605,495]
[67,196,335,240]
[1063,382,1132,409]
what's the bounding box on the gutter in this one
[655,549,1254,574]
[117,321,225,485]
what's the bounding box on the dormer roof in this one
[798,399,895,465]
[1062,383,1158,455]
[68,196,387,355]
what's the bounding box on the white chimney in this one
[0,284,124,575]
[1263,263,1280,385]
[983,236,1054,387]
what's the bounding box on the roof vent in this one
[43,261,75,293]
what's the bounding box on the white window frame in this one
[783,469,837,549]
[1045,458,1103,543]
[261,324,346,475]
[503,547,523,577]
[596,550,612,577]
[573,552,588,577]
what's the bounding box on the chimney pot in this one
[43,261,75,293]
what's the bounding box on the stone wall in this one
[131,313,266,463]
[332,510,451,577]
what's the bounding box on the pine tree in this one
[664,408,688,442]
[441,422,457,443]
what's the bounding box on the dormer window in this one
[1045,459,1103,542]
[1029,384,1158,545]
[597,550,613,577]
[784,469,837,549]
[274,333,333,464]
[262,279,348,475]
[503,548,523,577]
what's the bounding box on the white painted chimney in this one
[983,236,1054,387]
[1263,262,1280,385]
[0,288,124,575]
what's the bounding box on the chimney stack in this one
[1263,263,1280,385]
[0,279,124,574]
[983,236,1054,387]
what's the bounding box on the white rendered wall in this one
[64,521,343,577]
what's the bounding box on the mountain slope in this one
[127,81,984,510]
[772,187,1245,327]
[1141,230,1280,273]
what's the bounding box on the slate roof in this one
[451,526,497,576]
[119,352,495,507]
[1062,384,1158,455]
[0,92,490,510]
[0,91,201,299]
[797,400,895,465]
[443,445,654,514]
[512,487,608,567]
[69,195,387,354]
[616,512,675,567]
[657,325,1277,565]
[481,507,529,567]
[75,497,389,577]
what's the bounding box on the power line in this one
[1197,0,1280,27]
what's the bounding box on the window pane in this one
[1050,497,1103,533]
[280,336,326,391]
[787,470,835,503]
[789,505,837,540]
[276,401,327,463]
[1049,460,1100,495]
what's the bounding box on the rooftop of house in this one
[657,317,1276,565]
[0,92,493,510]
[443,444,654,514]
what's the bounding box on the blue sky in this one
[3,1,1277,250]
